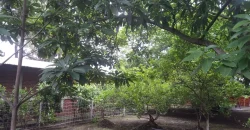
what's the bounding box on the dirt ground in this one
[54,115,249,130]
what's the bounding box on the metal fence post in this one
[123,107,126,117]
[90,100,93,120]
[38,101,42,128]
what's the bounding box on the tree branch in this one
[201,0,232,39]
[142,15,226,54]
[210,12,229,19]
[17,86,50,107]
[18,84,38,103]
[0,23,50,66]
[0,7,67,66]
[154,111,160,120]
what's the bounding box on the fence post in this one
[90,100,94,120]
[38,101,42,128]
[123,107,126,117]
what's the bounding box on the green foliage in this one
[182,49,204,62]
[244,118,250,128]
[2,1,250,129]
[0,85,44,127]
[18,89,41,126]
[182,14,250,82]
[40,55,92,87]
[0,84,5,93]
[76,84,100,112]
[94,84,116,108]
[0,28,10,36]
[0,85,10,117]
[96,66,172,117]
[41,109,57,124]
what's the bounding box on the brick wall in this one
[238,97,250,107]
[56,99,79,117]
[0,64,41,93]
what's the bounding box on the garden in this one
[1,0,250,130]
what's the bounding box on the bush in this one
[244,118,250,128]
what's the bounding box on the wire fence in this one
[0,98,129,130]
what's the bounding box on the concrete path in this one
[231,106,250,112]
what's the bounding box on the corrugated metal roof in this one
[0,57,53,69]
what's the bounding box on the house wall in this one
[238,97,250,107]
[56,99,78,117]
[0,64,41,92]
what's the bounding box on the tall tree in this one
[0,0,250,129]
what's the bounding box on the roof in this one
[0,57,53,69]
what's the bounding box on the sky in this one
[1,41,15,58]
[0,41,53,68]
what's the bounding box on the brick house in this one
[0,58,52,92]
[0,58,82,117]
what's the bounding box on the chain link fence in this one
[0,98,127,130]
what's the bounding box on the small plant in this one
[244,118,250,128]
[92,117,99,123]
[41,109,57,124]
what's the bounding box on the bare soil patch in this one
[98,119,115,129]
[55,115,248,130]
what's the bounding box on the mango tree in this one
[1,0,250,129]
[171,71,244,130]
[106,66,172,129]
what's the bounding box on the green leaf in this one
[119,0,131,6]
[205,45,217,51]
[218,54,229,60]
[201,58,213,73]
[52,82,58,88]
[206,52,215,58]
[0,14,18,19]
[79,75,87,85]
[232,20,250,30]
[230,31,244,40]
[110,6,118,16]
[222,60,237,67]
[38,40,53,49]
[238,58,248,71]
[64,55,71,64]
[242,70,250,79]
[94,1,103,10]
[74,58,91,66]
[218,65,232,76]
[70,71,80,80]
[72,66,92,74]
[228,35,250,49]
[182,50,203,62]
[234,14,250,20]
[0,28,10,36]
[102,28,115,35]
[56,71,63,77]
[227,40,239,48]
[31,3,41,7]
[187,48,198,53]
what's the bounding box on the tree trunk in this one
[205,113,210,130]
[15,45,18,58]
[196,108,202,129]
[10,0,27,129]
